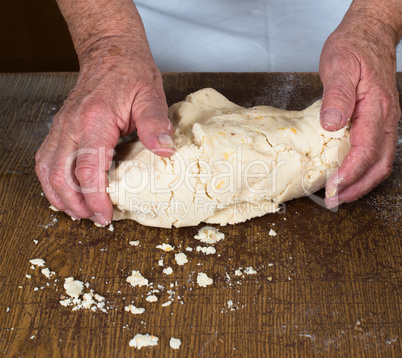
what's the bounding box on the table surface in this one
[0,73,401,357]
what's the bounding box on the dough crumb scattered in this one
[163,267,173,275]
[60,277,107,312]
[161,301,172,307]
[129,334,158,349]
[29,258,45,267]
[127,270,149,287]
[146,295,158,303]
[197,273,213,287]
[125,305,145,314]
[234,268,243,276]
[195,226,225,244]
[196,246,216,255]
[64,277,83,298]
[41,267,56,278]
[108,224,114,232]
[244,267,257,275]
[129,240,140,246]
[170,337,181,349]
[269,229,277,236]
[174,253,188,265]
[156,243,174,252]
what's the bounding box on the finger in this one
[131,88,176,157]
[319,51,360,132]
[325,99,384,206]
[35,128,69,212]
[48,130,95,219]
[326,126,397,208]
[75,120,120,225]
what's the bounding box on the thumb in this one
[319,51,359,132]
[131,88,176,158]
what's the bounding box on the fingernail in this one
[157,133,175,148]
[325,186,338,198]
[326,196,344,210]
[322,109,342,128]
[92,213,109,226]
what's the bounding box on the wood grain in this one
[0,73,401,357]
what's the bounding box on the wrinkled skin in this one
[319,14,401,208]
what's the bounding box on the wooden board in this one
[0,73,401,357]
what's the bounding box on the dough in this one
[108,88,349,228]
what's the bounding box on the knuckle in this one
[359,144,379,170]
[75,165,97,185]
[49,168,67,191]
[379,158,394,180]
[35,161,49,183]
[324,83,355,104]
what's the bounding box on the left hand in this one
[319,11,401,208]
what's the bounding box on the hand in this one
[35,37,175,225]
[319,12,401,209]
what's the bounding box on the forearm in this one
[55,0,149,61]
[344,0,402,45]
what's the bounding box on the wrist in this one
[344,1,402,46]
[77,35,153,69]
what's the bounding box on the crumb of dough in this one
[64,277,84,298]
[125,305,145,314]
[129,240,140,246]
[127,270,149,287]
[174,253,188,265]
[244,267,257,275]
[61,277,107,312]
[156,243,174,252]
[170,337,181,349]
[234,268,243,276]
[108,224,114,232]
[25,274,31,279]
[269,229,277,236]
[49,205,59,212]
[33,240,38,244]
[185,247,193,252]
[41,267,55,278]
[158,258,164,267]
[146,295,158,303]
[195,226,225,244]
[129,334,158,349]
[196,246,216,255]
[161,301,172,307]
[29,258,45,267]
[163,267,173,275]
[197,273,213,287]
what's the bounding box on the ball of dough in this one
[108,88,349,228]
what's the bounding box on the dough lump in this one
[108,88,349,228]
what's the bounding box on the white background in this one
[136,0,402,72]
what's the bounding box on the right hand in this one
[35,37,175,226]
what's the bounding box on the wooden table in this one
[0,73,401,357]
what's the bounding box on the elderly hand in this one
[319,3,402,209]
[35,37,175,225]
